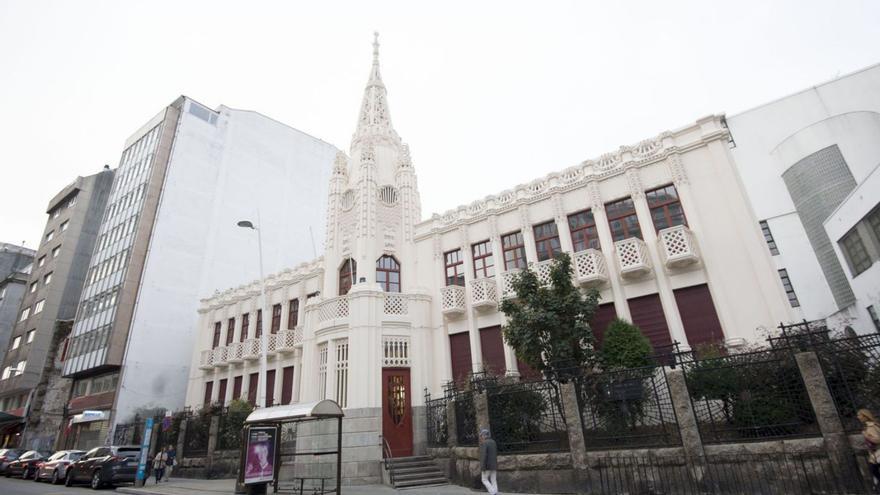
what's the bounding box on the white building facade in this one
[186,37,795,483]
[727,63,880,334]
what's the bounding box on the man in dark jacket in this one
[479,429,498,494]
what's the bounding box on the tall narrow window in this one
[226,318,235,346]
[247,373,258,405]
[568,210,599,252]
[840,229,872,276]
[760,220,780,255]
[647,185,686,231]
[255,309,263,338]
[203,381,213,407]
[376,255,401,292]
[502,231,527,271]
[281,366,294,405]
[271,304,282,334]
[212,322,222,349]
[335,340,349,408]
[266,370,276,406]
[533,221,561,261]
[606,197,642,241]
[241,313,249,342]
[778,269,800,308]
[867,207,880,241]
[288,299,299,329]
[318,343,328,399]
[218,379,228,405]
[444,249,465,286]
[339,258,357,295]
[472,240,494,278]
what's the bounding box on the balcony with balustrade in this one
[199,350,214,370]
[267,334,279,355]
[227,342,243,363]
[212,346,229,368]
[383,293,410,316]
[440,285,466,316]
[314,295,350,327]
[500,269,521,300]
[470,278,498,310]
[615,237,652,278]
[572,249,609,287]
[531,259,554,286]
[658,225,699,268]
[275,328,301,354]
[242,338,260,361]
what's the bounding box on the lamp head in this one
[237,220,255,229]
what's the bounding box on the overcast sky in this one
[1,0,879,246]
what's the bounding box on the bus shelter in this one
[240,400,344,495]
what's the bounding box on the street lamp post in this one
[237,219,269,409]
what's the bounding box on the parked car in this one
[64,445,141,489]
[33,449,85,484]
[0,448,24,474]
[4,450,52,478]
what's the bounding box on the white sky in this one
[1,0,879,246]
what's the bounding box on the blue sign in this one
[136,417,154,481]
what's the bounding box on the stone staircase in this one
[385,455,448,489]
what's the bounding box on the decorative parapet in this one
[658,225,699,268]
[242,338,260,361]
[440,285,466,316]
[573,249,609,287]
[212,346,228,368]
[267,334,279,355]
[199,350,214,370]
[227,342,243,363]
[276,328,299,354]
[470,278,498,310]
[384,293,409,316]
[315,296,350,323]
[198,257,324,313]
[500,270,521,300]
[615,237,652,278]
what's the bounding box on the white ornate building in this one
[185,35,795,482]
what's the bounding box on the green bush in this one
[599,319,653,370]
[217,399,253,451]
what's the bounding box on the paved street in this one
[0,476,135,494]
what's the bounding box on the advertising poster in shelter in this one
[244,426,278,485]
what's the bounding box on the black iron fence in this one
[681,347,819,443]
[183,410,211,457]
[424,389,449,448]
[486,378,568,453]
[453,390,478,447]
[575,365,681,449]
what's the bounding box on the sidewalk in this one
[115,478,503,495]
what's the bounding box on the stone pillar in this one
[795,351,859,489]
[585,182,632,321]
[176,416,187,460]
[446,398,458,448]
[665,368,704,459]
[206,414,220,471]
[560,382,587,470]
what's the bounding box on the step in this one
[393,465,444,476]
[386,455,432,464]
[389,460,439,470]
[394,470,446,482]
[394,477,449,488]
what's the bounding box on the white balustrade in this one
[227,342,244,363]
[242,338,260,361]
[532,259,554,286]
[293,326,304,346]
[267,334,279,355]
[212,346,228,368]
[199,350,214,370]
[500,270,522,299]
[658,225,699,268]
[615,237,652,277]
[573,249,609,287]
[276,328,298,354]
[316,296,350,323]
[440,285,466,316]
[384,294,409,315]
[470,278,498,310]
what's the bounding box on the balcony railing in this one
[440,285,466,316]
[242,338,260,361]
[500,269,522,299]
[227,342,243,363]
[531,259,554,286]
[276,328,300,354]
[615,237,652,277]
[212,346,228,368]
[384,294,409,316]
[315,296,350,323]
[199,350,213,370]
[573,249,609,287]
[267,334,279,355]
[658,225,699,268]
[470,278,498,310]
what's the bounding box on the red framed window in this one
[255,309,263,338]
[233,376,243,399]
[376,255,401,292]
[568,210,599,252]
[217,379,228,405]
[212,322,221,349]
[444,249,465,286]
[646,184,686,231]
[247,373,258,405]
[502,231,527,270]
[203,381,213,407]
[472,240,494,278]
[606,197,642,241]
[226,318,235,345]
[288,299,299,329]
[271,304,282,334]
[240,313,249,342]
[339,258,357,295]
[533,221,561,261]
[266,369,276,407]
[281,366,294,405]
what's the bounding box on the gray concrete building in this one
[0,243,36,357]
[0,168,114,446]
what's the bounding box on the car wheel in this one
[22,468,30,479]
[51,470,60,484]
[65,471,74,487]
[91,470,103,490]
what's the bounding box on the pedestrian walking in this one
[152,447,167,485]
[859,409,880,493]
[479,429,498,495]
[164,444,177,481]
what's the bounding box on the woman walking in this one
[152,447,168,485]
[859,409,880,493]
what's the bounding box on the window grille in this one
[335,340,349,408]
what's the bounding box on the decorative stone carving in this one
[587,181,603,211]
[667,152,689,186]
[398,143,412,169]
[519,206,530,229]
[333,151,349,176]
[552,193,565,222]
[625,167,644,199]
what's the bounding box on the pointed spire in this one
[353,31,398,147]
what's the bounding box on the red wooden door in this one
[628,294,674,351]
[448,333,472,386]
[674,284,725,348]
[382,368,413,457]
[479,326,506,375]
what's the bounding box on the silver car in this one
[33,450,85,484]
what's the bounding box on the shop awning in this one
[71,410,108,424]
[245,400,344,424]
[0,411,23,426]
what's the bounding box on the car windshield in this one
[2,450,21,459]
[83,447,100,458]
[69,452,84,461]
[20,451,38,460]
[116,448,140,459]
[48,452,66,461]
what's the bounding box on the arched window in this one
[376,255,401,293]
[339,258,357,296]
